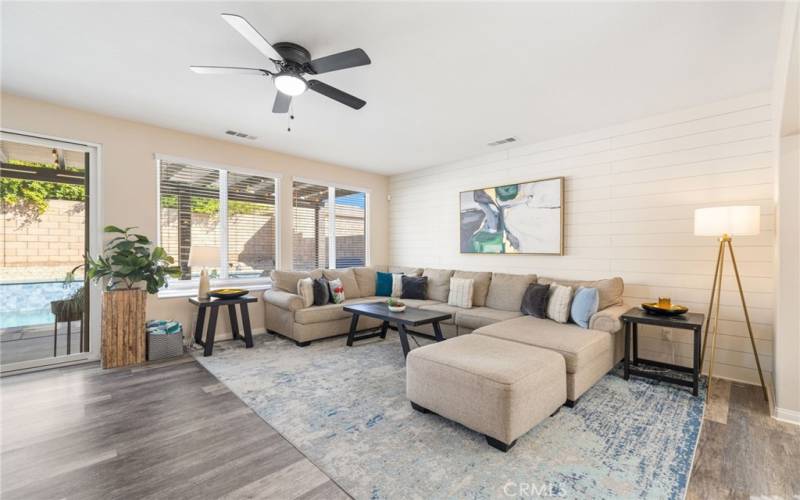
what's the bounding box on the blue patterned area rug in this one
[195,334,705,499]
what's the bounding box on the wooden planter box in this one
[102,289,147,368]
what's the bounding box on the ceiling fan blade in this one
[308,80,366,109]
[221,13,283,62]
[308,48,371,74]
[190,66,270,76]
[272,91,291,113]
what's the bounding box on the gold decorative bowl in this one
[208,288,248,299]
[641,303,689,316]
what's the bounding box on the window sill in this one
[157,280,273,299]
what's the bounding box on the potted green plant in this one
[68,225,180,368]
[386,297,406,313]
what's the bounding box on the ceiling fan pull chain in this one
[287,103,296,132]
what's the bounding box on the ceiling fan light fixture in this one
[274,73,307,96]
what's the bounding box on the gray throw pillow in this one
[401,275,427,300]
[313,278,330,306]
[521,283,550,318]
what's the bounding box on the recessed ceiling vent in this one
[225,130,257,140]
[487,136,518,147]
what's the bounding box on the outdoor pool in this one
[0,281,83,329]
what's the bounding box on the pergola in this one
[160,162,281,277]
[0,141,87,186]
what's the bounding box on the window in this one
[292,181,367,271]
[158,159,277,284]
[335,188,366,268]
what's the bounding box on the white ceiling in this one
[1,2,785,175]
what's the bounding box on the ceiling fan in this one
[191,13,371,113]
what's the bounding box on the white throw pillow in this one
[391,273,404,298]
[546,283,573,323]
[296,277,314,308]
[447,277,474,308]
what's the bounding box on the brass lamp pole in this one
[695,206,768,401]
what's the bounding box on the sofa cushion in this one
[474,316,613,373]
[328,278,345,304]
[323,268,362,298]
[294,297,375,324]
[485,273,537,312]
[422,268,454,302]
[294,303,348,324]
[297,278,314,308]
[447,277,473,309]
[520,283,550,318]
[375,271,393,296]
[396,298,440,308]
[352,267,377,297]
[538,277,623,310]
[401,275,427,299]
[546,283,573,323]
[453,271,492,306]
[419,303,460,324]
[388,265,423,276]
[271,270,322,294]
[571,287,600,328]
[313,278,330,306]
[391,273,404,297]
[455,307,522,330]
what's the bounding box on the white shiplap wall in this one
[389,93,774,384]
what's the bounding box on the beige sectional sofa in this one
[264,265,627,404]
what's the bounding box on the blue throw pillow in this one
[375,271,393,297]
[570,287,599,328]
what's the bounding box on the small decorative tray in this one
[208,288,248,299]
[641,303,689,316]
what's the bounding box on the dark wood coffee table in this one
[343,302,452,358]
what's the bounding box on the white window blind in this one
[292,181,329,271]
[292,181,368,270]
[158,159,277,281]
[227,171,277,278]
[335,188,366,268]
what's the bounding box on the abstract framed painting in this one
[459,177,564,255]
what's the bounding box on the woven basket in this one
[147,321,183,361]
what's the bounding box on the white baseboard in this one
[774,407,800,426]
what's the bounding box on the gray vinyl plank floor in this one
[2,354,797,499]
[0,356,350,500]
[686,379,800,499]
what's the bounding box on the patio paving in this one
[1,321,83,366]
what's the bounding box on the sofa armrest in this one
[263,289,305,312]
[589,303,630,333]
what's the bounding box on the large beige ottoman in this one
[406,334,566,452]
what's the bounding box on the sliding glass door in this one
[0,132,97,372]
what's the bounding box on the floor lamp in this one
[694,206,768,401]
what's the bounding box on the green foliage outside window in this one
[159,194,271,217]
[0,160,85,221]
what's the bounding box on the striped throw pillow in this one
[546,283,574,323]
[448,277,474,308]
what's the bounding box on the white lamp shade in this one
[188,245,220,267]
[694,206,760,236]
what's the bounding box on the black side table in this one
[189,295,257,356]
[621,308,705,396]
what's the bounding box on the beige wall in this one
[390,92,776,385]
[1,92,389,338]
